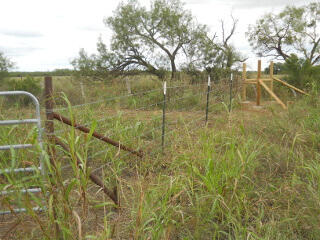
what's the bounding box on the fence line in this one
[50,82,234,135]
[51,87,234,151]
[87,100,223,180]
[44,75,241,203]
[54,89,240,177]
[52,83,209,112]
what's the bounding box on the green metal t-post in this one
[162,81,167,152]
[229,73,233,112]
[206,76,211,123]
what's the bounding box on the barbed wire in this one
[87,101,220,183]
[52,88,162,112]
[50,82,233,135]
[85,99,226,162]
[52,82,212,112]
[44,77,241,187]
[51,86,239,171]
[64,89,232,149]
[166,82,207,89]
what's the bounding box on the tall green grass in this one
[0,77,319,239]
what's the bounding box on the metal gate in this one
[0,91,45,214]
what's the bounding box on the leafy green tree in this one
[0,52,15,83]
[72,0,207,80]
[107,0,208,80]
[183,15,247,82]
[264,62,286,74]
[284,54,320,88]
[246,2,320,65]
[5,76,42,105]
[71,48,102,81]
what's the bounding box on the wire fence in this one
[46,75,242,191]
[0,73,242,215]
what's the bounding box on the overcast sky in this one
[0,0,315,72]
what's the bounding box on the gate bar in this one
[0,206,45,215]
[0,188,42,196]
[0,119,38,125]
[0,167,41,174]
[0,91,44,175]
[0,144,33,150]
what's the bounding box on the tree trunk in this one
[170,58,176,80]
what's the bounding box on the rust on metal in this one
[44,76,57,163]
[53,136,119,205]
[52,112,143,158]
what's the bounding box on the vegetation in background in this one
[3,76,42,105]
[264,62,286,75]
[246,2,320,64]
[0,52,15,84]
[284,55,320,89]
[8,69,73,78]
[71,0,245,82]
[247,1,320,90]
[263,57,320,90]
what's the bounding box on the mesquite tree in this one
[72,0,207,80]
[246,2,320,65]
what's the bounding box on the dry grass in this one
[1,76,319,239]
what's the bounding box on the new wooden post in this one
[270,61,274,101]
[256,60,261,106]
[242,63,247,102]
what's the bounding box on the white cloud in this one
[0,0,317,71]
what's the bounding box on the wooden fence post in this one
[44,77,56,159]
[44,76,61,236]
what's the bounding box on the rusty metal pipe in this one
[53,136,118,205]
[52,112,143,158]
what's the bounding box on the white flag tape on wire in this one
[163,81,167,95]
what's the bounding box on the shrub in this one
[284,55,320,89]
[4,76,42,105]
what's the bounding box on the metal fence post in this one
[242,63,247,102]
[229,73,233,112]
[161,81,167,152]
[257,60,262,106]
[206,76,211,123]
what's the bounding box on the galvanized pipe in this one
[0,167,41,174]
[0,188,42,196]
[0,119,38,125]
[0,91,44,176]
[0,144,33,150]
[0,206,45,215]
